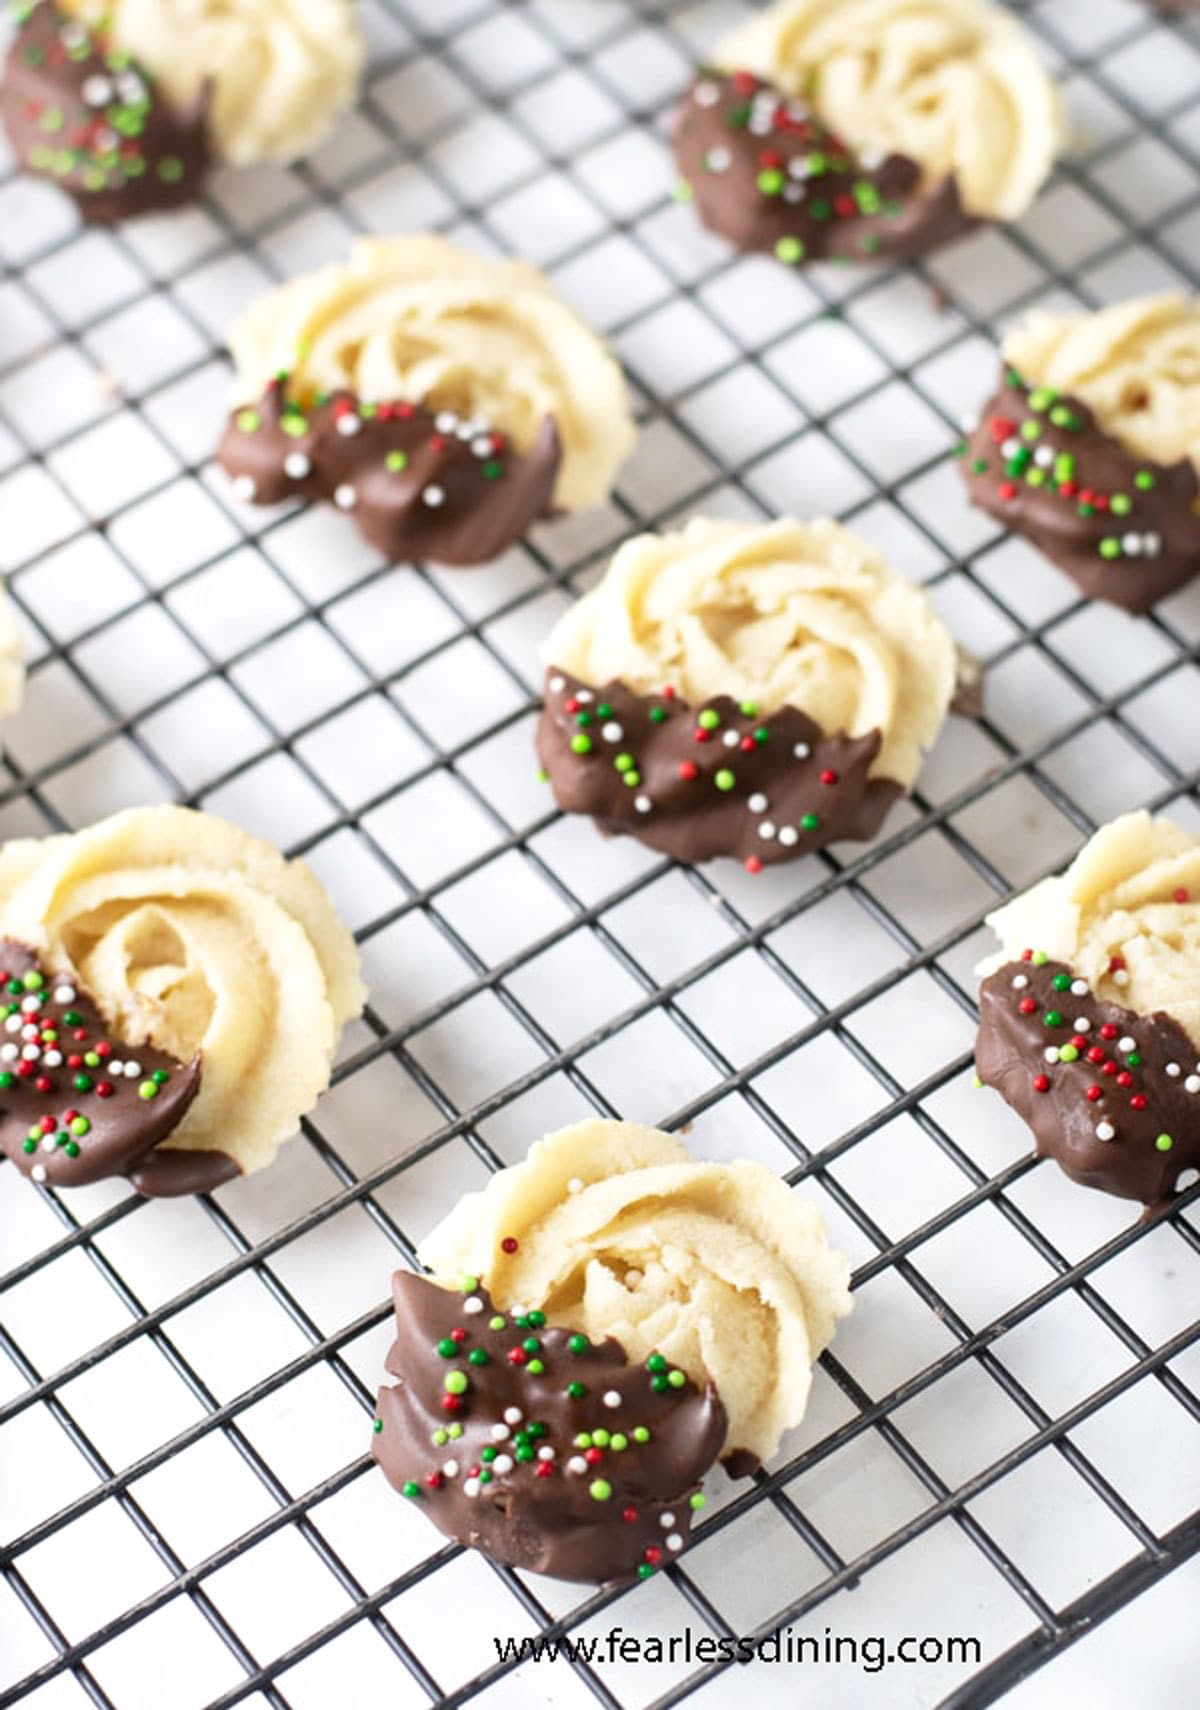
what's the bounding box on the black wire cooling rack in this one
[1,1,1199,1706]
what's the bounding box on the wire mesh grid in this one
[0,0,1198,1706]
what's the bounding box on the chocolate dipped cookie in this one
[675,0,1062,268]
[976,812,1200,1215]
[0,806,364,1197]
[217,237,635,567]
[537,517,963,870]
[960,295,1200,612]
[1,0,361,222]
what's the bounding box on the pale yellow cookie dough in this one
[420,1120,853,1466]
[981,811,1200,1048]
[1004,294,1200,474]
[0,806,365,1176]
[62,0,363,166]
[541,516,959,790]
[717,0,1063,222]
[226,236,637,513]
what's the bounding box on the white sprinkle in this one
[666,1532,684,1552]
[93,127,119,154]
[231,474,257,502]
[1011,974,1029,990]
[660,1513,676,1528]
[748,114,772,135]
[1118,1036,1136,1053]
[601,722,623,742]
[1034,445,1055,469]
[1166,1063,1181,1078]
[463,1477,481,1498]
[462,1295,483,1315]
[624,1267,643,1286]
[471,436,494,458]
[1095,1121,1115,1142]
[124,1061,142,1078]
[60,22,87,49]
[1113,969,1129,986]
[567,1178,584,1195]
[1176,1168,1199,1193]
[1073,1018,1091,1033]
[490,1423,511,1442]
[1043,1047,1060,1064]
[1186,1076,1200,1094]
[435,411,459,433]
[442,1459,459,1478]
[788,156,813,180]
[778,826,799,847]
[576,689,593,703]
[82,75,114,107]
[333,484,357,510]
[549,675,565,694]
[1001,437,1021,460]
[567,1455,588,1475]
[4,1015,21,1033]
[116,72,146,105]
[492,1454,514,1475]
[694,80,720,106]
[859,145,885,169]
[336,412,362,437]
[1143,532,1162,558]
[1121,533,1142,556]
[20,995,40,1013]
[758,821,777,841]
[783,184,806,203]
[41,1134,55,1152]
[705,147,732,173]
[31,1164,47,1184]
[21,1025,38,1041]
[634,795,652,815]
[1070,981,1089,997]
[43,1050,63,1068]
[748,793,769,813]
[0,1043,15,1061]
[455,420,476,440]
[537,1445,556,1461]
[504,1406,523,1424]
[603,1389,621,1409]
[793,742,811,760]
[104,1058,120,1075]
[284,452,312,480]
[21,1044,39,1061]
[722,729,740,748]
[53,985,76,1005]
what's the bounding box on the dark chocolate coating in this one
[0,940,234,1197]
[674,69,974,266]
[537,671,903,868]
[373,1274,727,1585]
[960,367,1200,613]
[1,1,210,224]
[216,382,562,569]
[976,956,1200,1214]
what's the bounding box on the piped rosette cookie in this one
[976,812,1200,1215]
[0,806,364,1196]
[217,236,636,568]
[1,0,362,222]
[675,0,1062,268]
[537,517,963,870]
[374,1121,852,1582]
[960,295,1200,612]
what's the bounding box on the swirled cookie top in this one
[61,0,363,165]
[226,236,636,513]
[981,811,1200,1050]
[419,1119,852,1467]
[0,805,365,1176]
[1004,294,1200,474]
[716,0,1063,221]
[541,516,958,789]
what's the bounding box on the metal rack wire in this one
[0,1,1198,1706]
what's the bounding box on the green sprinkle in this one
[667,1370,686,1389]
[689,1493,707,1511]
[137,1080,157,1100]
[157,156,184,183]
[806,151,828,176]
[460,1275,479,1293]
[482,460,504,480]
[568,1334,589,1354]
[1125,1052,1142,1068]
[443,1371,468,1395]
[526,1310,546,1328]
[614,753,635,773]
[73,1074,92,1093]
[610,1433,628,1451]
[970,458,989,475]
[1078,502,1096,518]
[591,1428,610,1448]
[647,1354,667,1373]
[809,198,831,221]
[1029,387,1057,413]
[236,409,261,434]
[632,1426,651,1444]
[1053,974,1072,991]
[402,1480,421,1498]
[1044,1011,1063,1028]
[801,812,820,831]
[775,235,805,264]
[1134,471,1155,491]
[589,1479,613,1502]
[527,1358,545,1374]
[386,451,408,472]
[649,705,668,723]
[374,1418,384,1434]
[1110,493,1132,516]
[489,1315,506,1331]
[651,1375,669,1393]
[62,1009,82,1026]
[21,1137,35,1154]
[757,168,785,196]
[432,1428,449,1446]
[481,1445,497,1463]
[1099,538,1121,561]
[698,709,720,731]
[575,1432,592,1448]
[637,1563,656,1580]
[467,1348,489,1366]
[566,1381,585,1398]
[714,769,736,792]
[571,734,593,755]
[1156,1134,1174,1152]
[447,1422,463,1440]
[673,179,694,202]
[1032,951,1048,966]
[22,971,43,992]
[1058,1045,1079,1063]
[1026,469,1047,488]
[1021,420,1041,442]
[69,1117,90,1137]
[281,415,309,438]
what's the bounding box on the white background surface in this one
[1,2,1199,1707]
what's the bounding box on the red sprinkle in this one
[426,1472,444,1489]
[35,1076,51,1093]
[1109,956,1126,972]
[1033,1074,1050,1093]
[998,481,1017,502]
[96,1082,114,1099]
[679,761,699,781]
[507,1348,527,1366]
[1099,1023,1118,1040]
[622,1506,639,1524]
[745,856,763,875]
[819,769,838,786]
[584,1447,604,1465]
[440,1395,462,1413]
[1117,1072,1133,1089]
[644,1546,663,1566]
[449,1328,467,1343]
[67,1054,83,1070]
[500,1236,519,1254]
[1086,1086,1102,1102]
[39,1115,55,1134]
[534,1463,554,1478]
[1087,1046,1106,1064]
[16,1062,34,1079]
[1131,1095,1148,1110]
[693,728,711,743]
[1174,888,1190,904]
[1019,998,1037,1014]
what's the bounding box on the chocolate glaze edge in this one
[217,383,562,568]
[373,1273,728,1586]
[538,670,904,866]
[674,68,976,267]
[961,366,1200,613]
[1,1,211,223]
[976,955,1200,1215]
